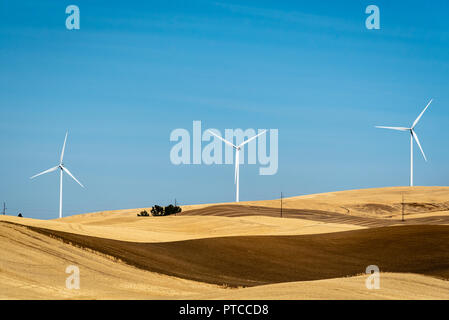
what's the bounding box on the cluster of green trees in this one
[151,204,182,216]
[137,204,182,217]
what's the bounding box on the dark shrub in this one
[137,210,149,217]
[165,204,182,216]
[151,205,164,216]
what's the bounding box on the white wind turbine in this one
[208,130,267,202]
[375,99,433,187]
[30,132,85,218]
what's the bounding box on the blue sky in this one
[1,0,448,219]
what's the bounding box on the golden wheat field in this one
[2,186,449,300]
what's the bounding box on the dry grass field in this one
[1,186,449,299]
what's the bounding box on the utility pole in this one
[401,193,405,222]
[280,192,283,218]
[2,202,6,215]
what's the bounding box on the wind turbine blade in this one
[30,166,59,179]
[412,99,433,129]
[61,166,85,188]
[60,132,68,164]
[207,130,237,148]
[375,126,409,131]
[239,130,267,147]
[411,130,427,162]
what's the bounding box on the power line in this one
[175,198,177,216]
[280,192,283,218]
[402,193,405,222]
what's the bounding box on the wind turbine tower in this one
[375,99,433,186]
[30,132,85,218]
[208,130,266,202]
